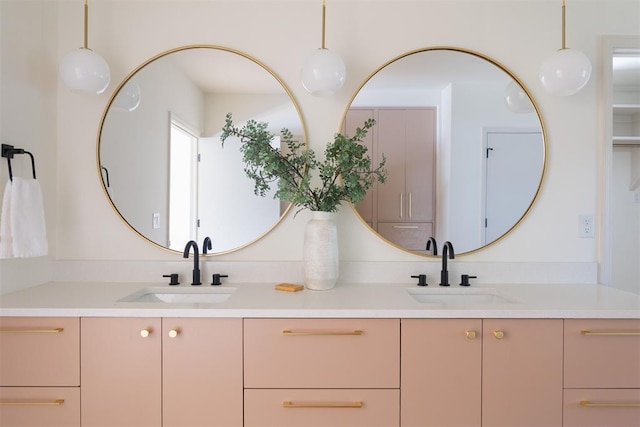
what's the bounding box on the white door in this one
[483,130,543,244]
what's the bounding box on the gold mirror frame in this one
[97,45,306,255]
[341,46,547,257]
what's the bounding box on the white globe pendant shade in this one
[301,48,346,97]
[504,81,534,113]
[539,48,592,96]
[111,82,141,112]
[59,48,111,95]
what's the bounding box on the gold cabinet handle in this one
[283,401,363,409]
[0,399,64,406]
[493,330,505,340]
[399,193,403,219]
[581,330,640,336]
[0,328,63,334]
[465,330,477,340]
[580,400,640,408]
[282,329,363,336]
[392,225,419,229]
[408,192,412,219]
[168,329,180,338]
[140,328,152,338]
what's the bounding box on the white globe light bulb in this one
[301,48,346,97]
[504,81,534,113]
[112,82,141,112]
[539,48,592,96]
[60,48,111,95]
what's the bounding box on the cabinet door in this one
[0,317,79,386]
[482,319,563,427]
[405,108,435,222]
[401,319,481,427]
[245,389,399,427]
[162,318,242,427]
[563,388,640,427]
[377,109,407,221]
[0,387,80,427]
[81,317,161,427]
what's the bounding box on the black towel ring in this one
[1,144,36,182]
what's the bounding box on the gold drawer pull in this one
[465,330,477,340]
[581,330,640,336]
[282,329,363,336]
[0,328,63,334]
[580,400,640,408]
[392,225,419,229]
[0,399,64,406]
[493,330,505,340]
[283,401,363,409]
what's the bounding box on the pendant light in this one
[301,0,346,96]
[538,0,591,96]
[59,0,111,95]
[111,81,141,112]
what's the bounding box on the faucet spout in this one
[426,237,438,256]
[439,241,455,287]
[202,237,212,255]
[183,240,201,285]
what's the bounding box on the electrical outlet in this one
[152,213,160,229]
[579,214,594,238]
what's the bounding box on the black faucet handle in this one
[163,274,180,286]
[459,274,477,287]
[211,274,229,286]
[410,274,428,286]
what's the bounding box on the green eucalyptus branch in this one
[220,113,386,215]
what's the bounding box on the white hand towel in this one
[0,177,48,258]
[0,181,13,258]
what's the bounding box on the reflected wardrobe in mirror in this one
[98,45,305,254]
[342,47,546,255]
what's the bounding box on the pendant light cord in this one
[321,0,326,49]
[561,0,566,50]
[83,0,89,49]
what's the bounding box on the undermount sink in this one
[119,287,236,304]
[406,288,515,307]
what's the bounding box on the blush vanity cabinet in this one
[401,319,563,427]
[0,317,81,427]
[1,315,639,426]
[563,319,640,427]
[81,317,242,427]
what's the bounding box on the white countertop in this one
[0,281,639,318]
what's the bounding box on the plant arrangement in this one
[220,113,386,215]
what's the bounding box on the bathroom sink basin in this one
[119,287,236,304]
[406,288,515,307]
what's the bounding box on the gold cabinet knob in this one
[168,329,180,338]
[465,330,477,340]
[140,328,151,338]
[493,330,505,340]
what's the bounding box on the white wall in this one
[2,1,640,289]
[0,0,58,293]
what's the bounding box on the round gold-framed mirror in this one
[98,45,306,254]
[342,47,546,256]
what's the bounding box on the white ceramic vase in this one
[302,211,339,290]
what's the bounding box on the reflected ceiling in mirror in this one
[343,47,546,256]
[98,45,305,254]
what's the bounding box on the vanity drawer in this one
[244,318,399,388]
[564,319,640,388]
[244,389,399,427]
[0,386,80,427]
[0,317,80,386]
[563,389,640,427]
[377,222,433,252]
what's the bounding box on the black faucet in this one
[202,237,212,254]
[439,241,455,287]
[183,240,201,285]
[426,237,438,255]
